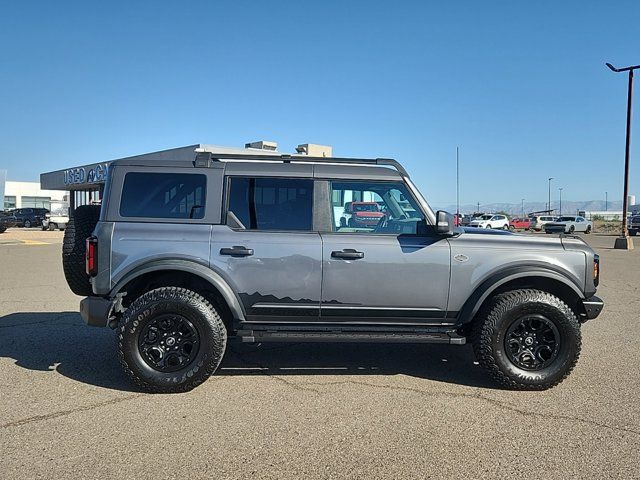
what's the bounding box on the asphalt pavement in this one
[1,230,638,479]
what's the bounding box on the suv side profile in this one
[12,207,49,228]
[67,146,603,393]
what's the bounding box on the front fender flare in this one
[109,259,245,321]
[456,266,584,325]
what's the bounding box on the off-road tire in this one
[472,289,581,390]
[62,204,101,296]
[117,287,227,393]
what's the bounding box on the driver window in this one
[330,181,425,234]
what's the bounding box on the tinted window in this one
[227,177,313,231]
[120,172,206,219]
[330,181,425,234]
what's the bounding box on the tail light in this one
[86,236,98,276]
[593,254,600,287]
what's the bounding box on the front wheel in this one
[585,226,591,234]
[117,287,227,393]
[568,225,575,234]
[472,289,581,390]
[23,219,31,228]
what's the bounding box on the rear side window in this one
[226,177,313,231]
[120,172,206,219]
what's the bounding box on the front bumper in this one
[80,296,116,327]
[580,295,604,321]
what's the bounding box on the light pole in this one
[607,61,639,249]
[605,191,608,211]
[547,177,554,212]
[456,147,460,221]
[521,198,525,217]
[559,188,563,216]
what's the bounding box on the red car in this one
[343,201,385,227]
[509,217,532,230]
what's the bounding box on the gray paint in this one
[81,153,600,330]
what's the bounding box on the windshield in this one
[480,215,493,220]
[559,217,575,222]
[353,204,378,212]
[50,205,69,216]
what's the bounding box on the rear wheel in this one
[24,219,31,228]
[117,287,227,393]
[62,205,101,296]
[49,223,57,231]
[472,289,581,390]
[585,225,591,234]
[0,227,6,234]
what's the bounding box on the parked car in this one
[627,215,640,236]
[11,207,49,228]
[529,215,556,231]
[468,214,510,230]
[0,211,17,233]
[509,217,532,230]
[42,204,69,231]
[62,145,603,393]
[544,216,592,234]
[341,201,385,228]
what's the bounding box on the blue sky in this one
[0,1,638,207]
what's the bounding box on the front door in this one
[210,176,322,322]
[320,180,451,324]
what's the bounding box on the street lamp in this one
[521,198,525,217]
[605,191,608,212]
[547,177,554,212]
[559,188,563,216]
[607,61,640,249]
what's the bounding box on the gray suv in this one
[64,146,603,392]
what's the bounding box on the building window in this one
[21,196,51,210]
[4,195,16,210]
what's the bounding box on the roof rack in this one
[194,152,409,177]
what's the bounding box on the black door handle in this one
[331,249,364,260]
[220,246,254,257]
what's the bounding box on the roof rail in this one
[194,152,409,177]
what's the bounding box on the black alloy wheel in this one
[138,314,200,372]
[504,315,560,370]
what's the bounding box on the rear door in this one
[210,172,323,323]
[319,180,451,325]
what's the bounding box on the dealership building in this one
[0,169,68,211]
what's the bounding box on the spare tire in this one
[62,205,101,296]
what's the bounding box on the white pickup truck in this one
[42,204,69,231]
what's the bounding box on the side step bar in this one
[236,329,466,345]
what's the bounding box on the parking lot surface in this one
[1,230,639,479]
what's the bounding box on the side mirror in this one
[435,210,455,235]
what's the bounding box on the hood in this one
[461,226,512,235]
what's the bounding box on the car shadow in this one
[0,312,498,392]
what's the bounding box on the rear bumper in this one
[580,295,604,321]
[80,296,116,327]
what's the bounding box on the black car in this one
[11,208,49,228]
[629,215,640,236]
[0,211,17,233]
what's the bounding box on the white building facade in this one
[2,179,68,210]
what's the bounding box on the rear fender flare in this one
[109,259,245,321]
